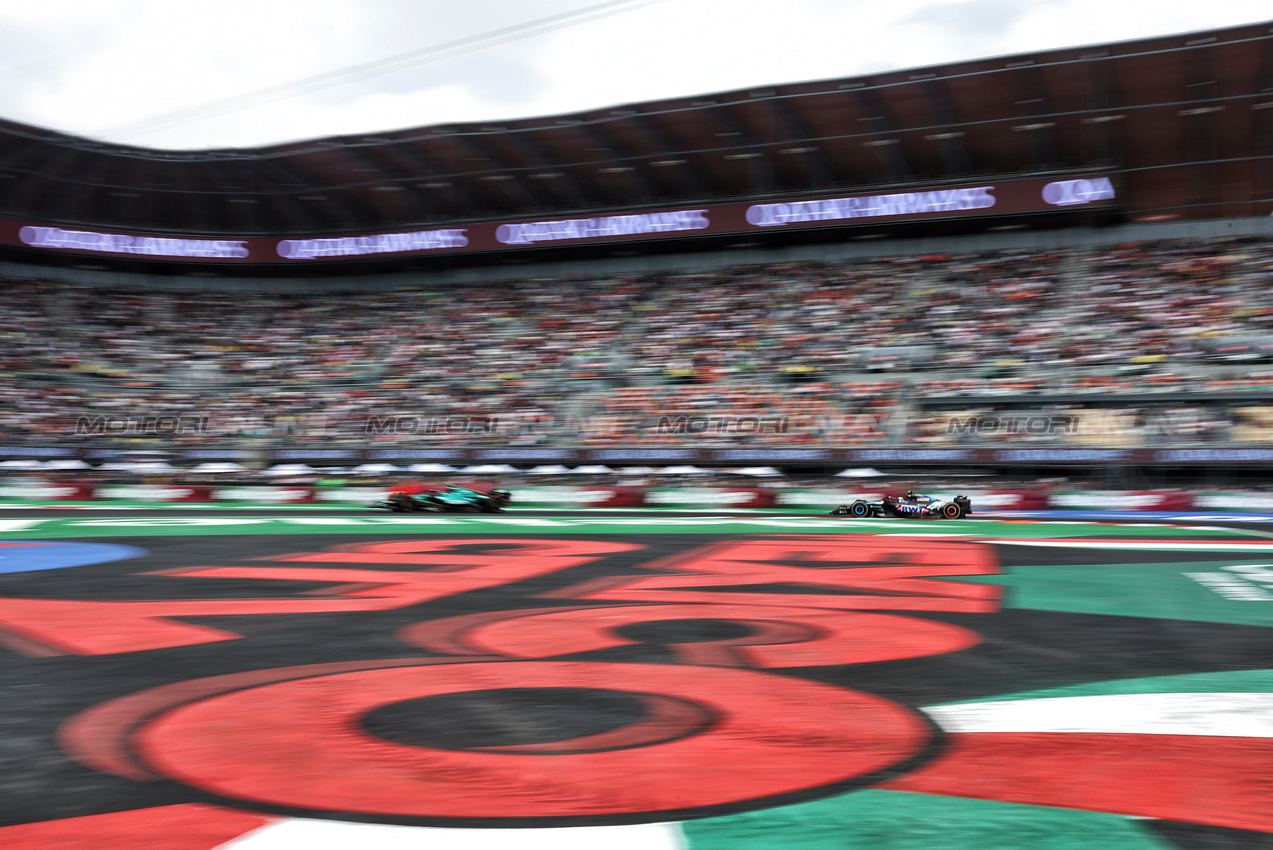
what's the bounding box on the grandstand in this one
[1,21,1273,488]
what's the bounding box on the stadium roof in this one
[0,21,1269,238]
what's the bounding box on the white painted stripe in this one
[216,818,686,850]
[924,693,1273,737]
[0,519,46,530]
[983,539,1273,551]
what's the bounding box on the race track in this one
[2,510,1272,849]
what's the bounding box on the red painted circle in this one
[413,605,980,668]
[134,660,929,819]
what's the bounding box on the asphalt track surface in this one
[3,509,1273,849]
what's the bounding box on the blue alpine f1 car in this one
[830,491,972,519]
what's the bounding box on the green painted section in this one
[0,516,1261,540]
[958,560,1273,627]
[942,669,1273,705]
[681,789,1171,850]
[0,516,969,538]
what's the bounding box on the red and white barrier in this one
[95,484,212,502]
[508,486,645,508]
[211,486,315,504]
[934,490,1049,511]
[0,481,95,501]
[16,479,1273,515]
[643,488,777,508]
[1047,491,1194,511]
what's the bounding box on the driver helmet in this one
[905,489,914,498]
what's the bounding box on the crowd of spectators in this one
[577,382,900,445]
[1,235,1272,449]
[905,403,1240,446]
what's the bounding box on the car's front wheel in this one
[849,501,871,518]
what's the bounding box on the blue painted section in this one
[0,541,148,574]
[985,510,1273,523]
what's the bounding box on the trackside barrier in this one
[0,481,95,501]
[95,485,212,503]
[929,491,1050,511]
[16,480,1273,514]
[772,489,886,509]
[210,486,316,504]
[505,486,645,508]
[644,488,777,509]
[314,487,393,504]
[1192,492,1273,512]
[1047,490,1195,511]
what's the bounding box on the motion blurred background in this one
[1,3,1272,506]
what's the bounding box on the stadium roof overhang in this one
[0,20,1268,273]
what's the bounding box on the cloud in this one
[0,0,1269,149]
[900,0,1037,38]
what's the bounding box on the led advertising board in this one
[0,175,1115,264]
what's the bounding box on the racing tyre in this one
[849,501,871,518]
[941,502,964,519]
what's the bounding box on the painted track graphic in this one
[2,512,1273,849]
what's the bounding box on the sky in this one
[0,0,1269,151]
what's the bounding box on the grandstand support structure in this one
[0,22,1268,279]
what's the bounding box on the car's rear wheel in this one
[942,502,964,519]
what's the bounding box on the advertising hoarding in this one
[0,175,1117,264]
